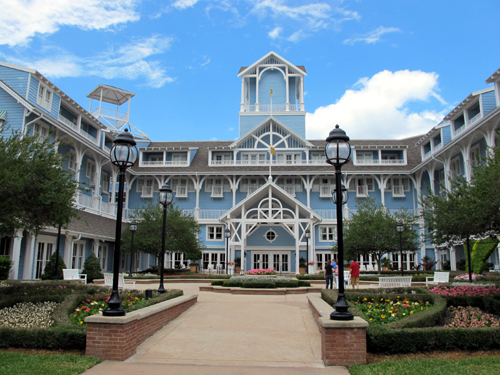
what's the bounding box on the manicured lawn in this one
[350,356,500,375]
[0,352,100,375]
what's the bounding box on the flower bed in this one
[429,285,500,297]
[230,275,291,282]
[0,301,59,329]
[246,268,277,275]
[353,296,431,327]
[453,273,483,281]
[446,306,500,328]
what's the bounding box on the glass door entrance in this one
[252,252,289,271]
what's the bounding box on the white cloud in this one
[1,35,175,88]
[0,0,140,47]
[268,26,283,39]
[287,30,307,43]
[172,0,200,10]
[344,26,401,45]
[306,70,448,140]
[200,56,211,67]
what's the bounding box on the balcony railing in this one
[140,160,189,167]
[58,114,78,131]
[75,192,116,219]
[198,209,227,220]
[80,129,98,144]
[468,112,482,127]
[356,159,406,165]
[454,125,466,137]
[241,104,301,112]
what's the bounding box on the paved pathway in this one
[83,282,351,375]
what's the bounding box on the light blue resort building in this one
[1,52,499,279]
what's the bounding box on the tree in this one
[41,252,67,280]
[121,201,204,268]
[0,130,79,237]
[338,198,420,274]
[82,252,103,283]
[422,176,483,280]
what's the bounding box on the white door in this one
[36,242,54,279]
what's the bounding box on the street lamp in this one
[225,228,230,275]
[158,183,174,293]
[396,221,405,276]
[128,220,138,277]
[325,124,353,321]
[104,129,138,317]
[305,229,311,274]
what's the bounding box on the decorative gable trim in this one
[238,51,307,78]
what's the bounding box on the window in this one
[265,229,278,243]
[316,253,334,271]
[98,244,108,271]
[67,149,77,171]
[213,153,232,164]
[276,153,301,164]
[450,157,461,178]
[356,151,373,164]
[349,177,374,197]
[37,84,53,111]
[0,237,11,258]
[101,172,109,194]
[35,240,54,279]
[319,226,337,242]
[86,160,96,185]
[470,145,481,167]
[311,152,324,163]
[202,252,225,270]
[207,225,223,241]
[137,178,157,197]
[33,123,49,141]
[241,153,267,164]
[172,153,187,164]
[72,242,85,270]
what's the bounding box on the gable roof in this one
[86,84,135,106]
[219,177,322,223]
[486,67,500,84]
[230,116,313,148]
[238,51,307,77]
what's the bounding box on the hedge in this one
[211,280,225,286]
[222,280,243,287]
[444,295,500,315]
[241,281,277,288]
[275,280,299,288]
[298,281,311,287]
[0,325,87,350]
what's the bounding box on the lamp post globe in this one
[397,221,405,276]
[225,228,231,275]
[104,129,138,317]
[333,184,348,206]
[128,220,138,277]
[325,125,353,321]
[158,183,174,293]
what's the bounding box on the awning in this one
[0,110,6,120]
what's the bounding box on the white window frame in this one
[72,242,85,271]
[207,225,224,241]
[101,171,109,195]
[98,244,108,271]
[319,225,337,242]
[450,157,461,179]
[33,122,49,141]
[241,153,267,165]
[86,160,96,185]
[470,145,481,167]
[67,149,77,171]
[37,83,53,111]
[35,237,55,279]
[356,151,374,164]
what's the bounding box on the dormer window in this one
[241,153,266,165]
[276,152,301,165]
[37,83,53,111]
[453,114,465,136]
[356,151,374,164]
[468,102,482,126]
[213,152,232,165]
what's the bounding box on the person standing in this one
[332,262,339,288]
[324,260,334,289]
[349,259,360,289]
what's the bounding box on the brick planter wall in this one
[85,295,197,361]
[308,296,368,366]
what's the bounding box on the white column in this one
[285,68,289,111]
[240,77,245,111]
[64,235,73,269]
[9,229,23,279]
[22,233,36,280]
[300,77,305,111]
[450,247,457,271]
[93,239,100,256]
[255,71,260,111]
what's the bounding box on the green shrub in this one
[275,280,299,288]
[81,253,103,283]
[298,280,311,287]
[211,280,225,286]
[41,252,67,280]
[0,256,13,280]
[222,280,242,287]
[0,326,86,350]
[468,238,500,275]
[241,281,276,288]
[444,295,500,315]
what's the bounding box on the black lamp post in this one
[104,129,138,317]
[53,224,62,281]
[158,183,174,293]
[397,221,405,276]
[225,228,230,275]
[128,220,138,277]
[305,229,311,274]
[325,124,353,321]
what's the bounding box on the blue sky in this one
[1,0,499,142]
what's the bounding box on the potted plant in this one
[299,257,307,275]
[234,257,241,274]
[190,261,199,273]
[381,257,392,271]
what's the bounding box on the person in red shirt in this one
[349,259,360,289]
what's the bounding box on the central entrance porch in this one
[252,251,290,272]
